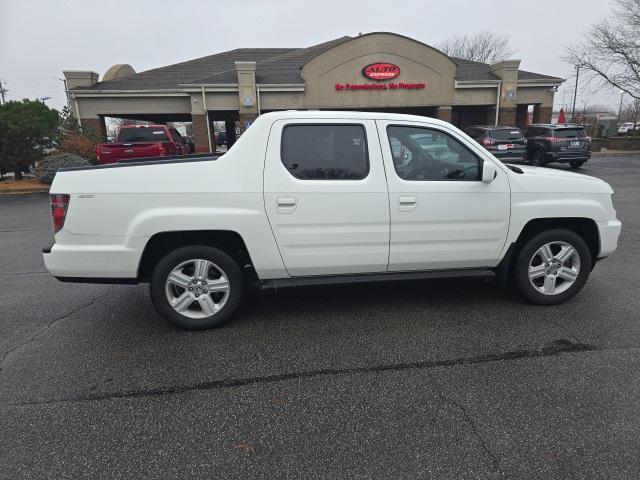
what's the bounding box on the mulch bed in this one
[0,177,50,194]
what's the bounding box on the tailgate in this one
[98,143,162,164]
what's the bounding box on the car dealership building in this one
[63,32,563,152]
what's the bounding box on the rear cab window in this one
[118,127,169,142]
[280,124,369,180]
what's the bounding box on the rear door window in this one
[118,128,168,142]
[281,124,369,180]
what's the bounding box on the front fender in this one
[506,194,610,247]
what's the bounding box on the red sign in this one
[362,63,401,81]
[335,82,426,91]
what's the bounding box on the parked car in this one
[524,124,591,168]
[96,125,187,164]
[43,111,621,330]
[617,122,635,136]
[464,125,527,162]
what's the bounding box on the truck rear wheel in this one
[150,245,243,330]
[514,229,592,305]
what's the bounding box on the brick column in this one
[498,107,517,126]
[533,105,552,124]
[81,116,106,140]
[192,113,213,153]
[436,106,452,123]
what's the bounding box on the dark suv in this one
[524,124,591,168]
[463,125,527,162]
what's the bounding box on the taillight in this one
[482,138,495,147]
[50,194,70,234]
[158,145,166,156]
[95,144,101,163]
[544,136,561,143]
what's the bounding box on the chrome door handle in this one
[398,196,417,211]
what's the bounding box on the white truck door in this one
[376,120,511,271]
[264,119,390,277]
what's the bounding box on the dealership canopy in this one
[64,32,563,152]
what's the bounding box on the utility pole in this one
[0,80,8,104]
[571,65,580,121]
[618,90,624,120]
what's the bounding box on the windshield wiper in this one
[505,164,524,174]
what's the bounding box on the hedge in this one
[35,153,92,184]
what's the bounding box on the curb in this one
[592,151,640,157]
[0,187,50,195]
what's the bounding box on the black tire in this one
[530,149,546,167]
[150,245,243,330]
[569,160,585,169]
[514,229,592,305]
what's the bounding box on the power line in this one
[3,78,60,95]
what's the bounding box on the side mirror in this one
[482,160,497,183]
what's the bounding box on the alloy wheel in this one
[528,241,581,295]
[164,259,230,318]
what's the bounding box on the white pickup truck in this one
[43,111,621,330]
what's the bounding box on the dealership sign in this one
[362,63,401,81]
[335,62,426,91]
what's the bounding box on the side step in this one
[258,268,495,292]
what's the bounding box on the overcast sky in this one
[0,0,621,112]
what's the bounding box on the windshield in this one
[554,128,586,138]
[490,129,524,140]
[118,128,168,142]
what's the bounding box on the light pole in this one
[571,65,580,121]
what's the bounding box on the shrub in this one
[58,132,98,163]
[35,153,91,184]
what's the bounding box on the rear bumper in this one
[545,151,591,162]
[597,219,622,258]
[492,151,526,161]
[43,242,140,280]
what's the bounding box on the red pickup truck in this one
[96,125,189,164]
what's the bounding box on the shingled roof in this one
[81,35,561,91]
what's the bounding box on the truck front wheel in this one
[514,229,592,305]
[150,245,243,330]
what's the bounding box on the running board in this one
[258,268,495,292]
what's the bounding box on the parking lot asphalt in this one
[1,156,639,479]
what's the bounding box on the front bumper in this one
[597,219,622,258]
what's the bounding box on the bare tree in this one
[436,31,517,64]
[564,0,640,100]
[624,97,640,123]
